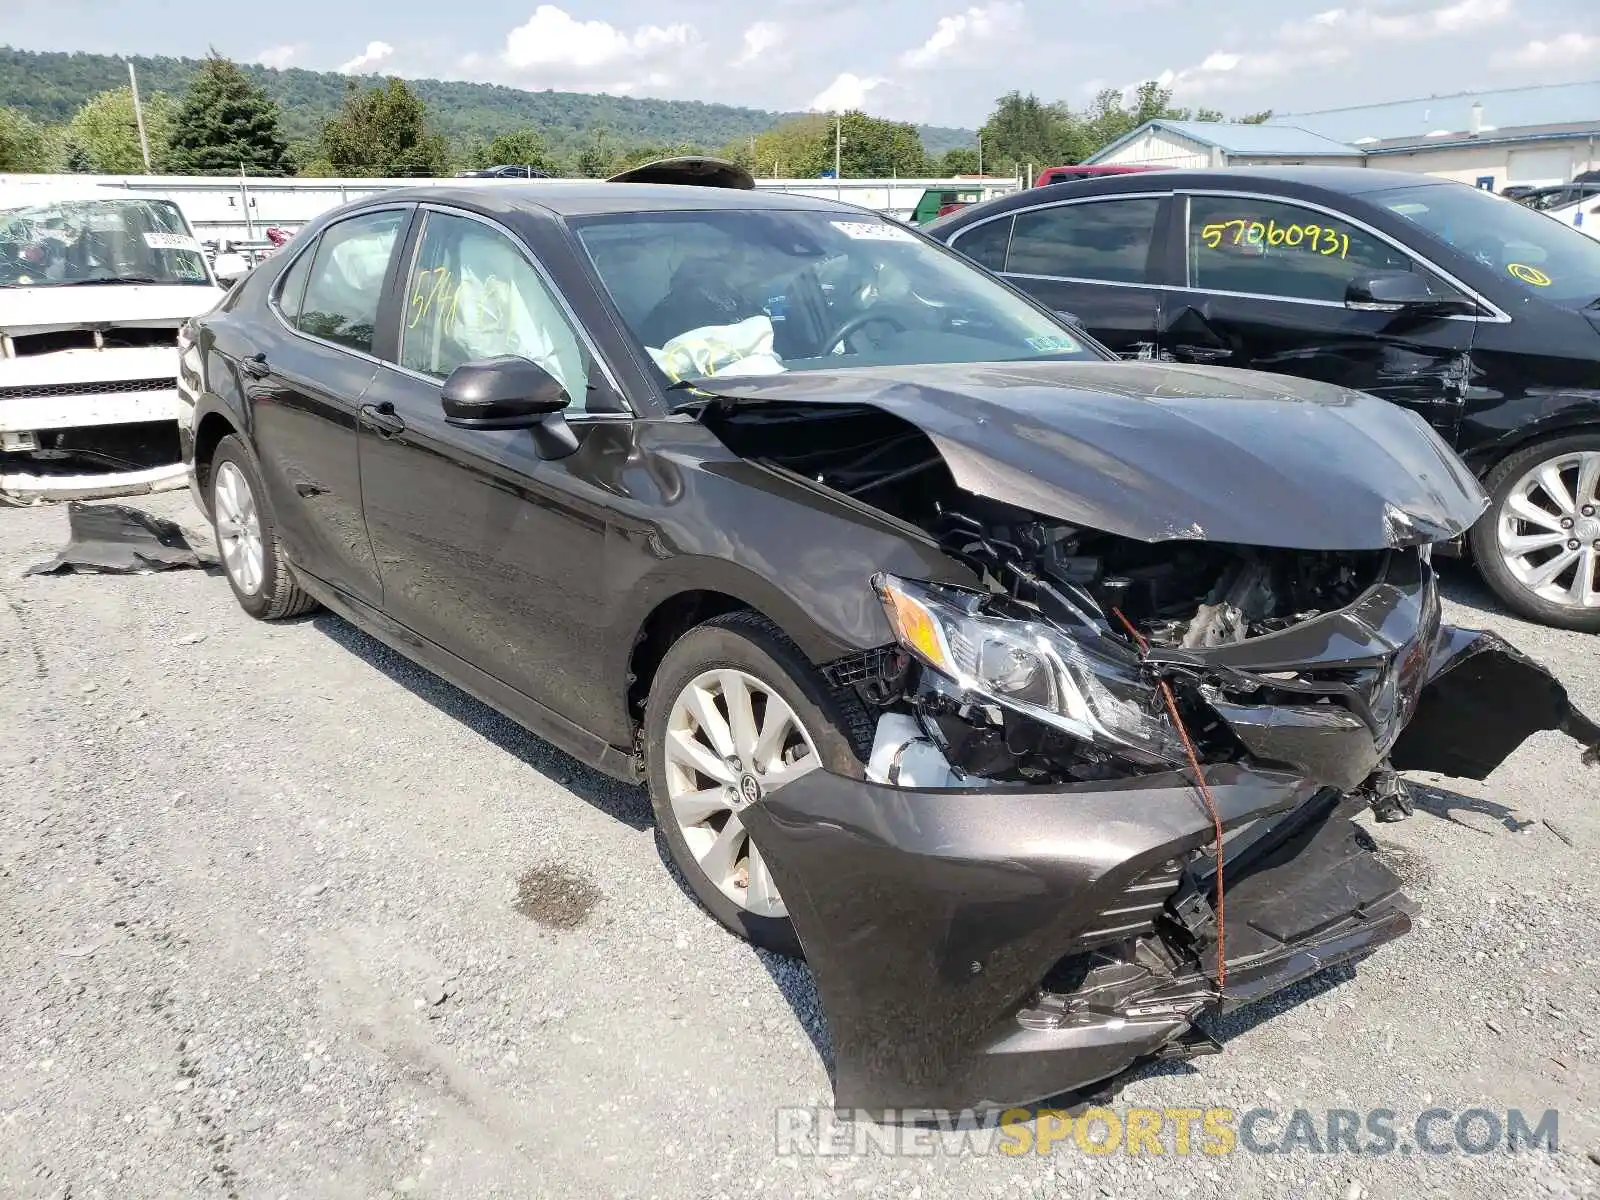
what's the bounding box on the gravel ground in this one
[1,491,1597,1200]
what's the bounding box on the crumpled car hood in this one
[681,360,1489,549]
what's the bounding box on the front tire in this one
[1471,433,1600,633]
[643,611,872,956]
[210,434,319,621]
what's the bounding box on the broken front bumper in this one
[743,619,1596,1114]
[744,765,1411,1113]
[0,381,185,502]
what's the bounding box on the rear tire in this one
[1470,433,1600,633]
[209,434,319,621]
[643,611,872,956]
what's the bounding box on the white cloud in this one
[1149,0,1514,97]
[737,21,783,66]
[809,73,889,112]
[900,2,1024,69]
[338,41,394,74]
[254,45,299,71]
[501,5,694,76]
[1492,30,1600,68]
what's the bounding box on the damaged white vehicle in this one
[0,184,225,502]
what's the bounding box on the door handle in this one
[240,352,270,379]
[359,400,406,438]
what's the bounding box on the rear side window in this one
[952,217,1012,272]
[274,240,316,323]
[296,210,404,354]
[1187,195,1434,303]
[1006,198,1161,283]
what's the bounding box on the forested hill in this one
[0,47,975,155]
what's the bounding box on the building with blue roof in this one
[1083,86,1600,193]
[1268,81,1600,143]
[1083,120,1367,169]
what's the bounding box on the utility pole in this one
[834,115,844,201]
[128,61,152,173]
[977,132,983,178]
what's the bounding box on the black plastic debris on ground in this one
[24,502,216,577]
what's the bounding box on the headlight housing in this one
[874,573,1184,766]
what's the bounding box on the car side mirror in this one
[440,355,578,459]
[1345,271,1474,317]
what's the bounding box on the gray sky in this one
[6,0,1595,127]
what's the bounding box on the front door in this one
[1158,193,1476,442]
[951,194,1169,358]
[357,207,622,732]
[244,207,408,607]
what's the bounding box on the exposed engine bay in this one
[704,400,1484,794]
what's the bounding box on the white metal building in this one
[1269,80,1600,143]
[1083,121,1366,169]
[1358,121,1600,191]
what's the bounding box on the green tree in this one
[1238,109,1274,125]
[63,139,92,173]
[738,115,831,178]
[67,86,174,173]
[165,51,291,175]
[979,91,1076,176]
[0,106,54,172]
[319,78,448,177]
[479,128,556,172]
[836,111,928,176]
[939,147,980,174]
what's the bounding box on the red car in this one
[1034,164,1166,187]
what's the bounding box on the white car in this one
[1546,192,1600,242]
[0,183,227,501]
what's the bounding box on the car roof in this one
[339,182,863,220]
[928,166,1460,231]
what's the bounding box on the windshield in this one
[1374,182,1600,305]
[0,197,212,288]
[571,208,1098,380]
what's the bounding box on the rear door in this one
[247,206,410,607]
[1157,190,1479,442]
[946,191,1170,358]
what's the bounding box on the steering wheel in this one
[821,310,909,355]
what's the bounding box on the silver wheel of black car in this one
[1473,433,1600,632]
[214,461,265,596]
[208,434,320,622]
[643,611,873,955]
[663,667,820,919]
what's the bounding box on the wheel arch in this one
[625,589,754,728]
[1461,404,1600,478]
[191,408,240,515]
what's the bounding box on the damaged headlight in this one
[875,574,1185,766]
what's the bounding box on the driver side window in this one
[398,211,590,412]
[1186,195,1462,304]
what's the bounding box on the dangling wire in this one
[1112,608,1227,993]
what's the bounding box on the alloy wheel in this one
[661,668,821,918]
[214,460,266,596]
[1497,450,1600,610]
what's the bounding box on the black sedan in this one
[178,181,1598,1113]
[928,167,1600,632]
